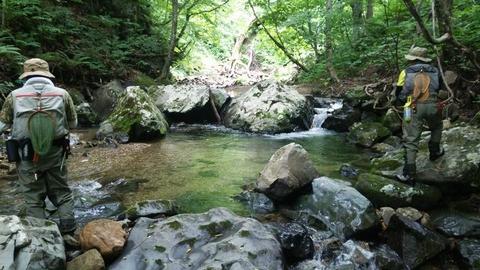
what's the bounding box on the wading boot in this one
[428,142,445,161]
[395,164,416,186]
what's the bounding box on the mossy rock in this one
[98,86,169,141]
[344,86,369,103]
[355,173,442,209]
[347,122,391,148]
[382,108,402,134]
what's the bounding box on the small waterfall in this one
[310,98,343,130]
[267,98,342,139]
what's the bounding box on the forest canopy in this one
[1,0,479,92]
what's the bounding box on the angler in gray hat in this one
[0,58,78,234]
[394,47,445,185]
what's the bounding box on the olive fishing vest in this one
[403,63,440,96]
[11,78,69,140]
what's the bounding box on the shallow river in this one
[89,124,369,214]
[0,101,371,217]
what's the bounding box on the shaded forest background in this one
[1,0,480,105]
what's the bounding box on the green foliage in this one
[0,0,167,87]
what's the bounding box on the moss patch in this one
[167,220,182,230]
[199,221,233,237]
[154,245,166,252]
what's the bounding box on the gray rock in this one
[155,84,207,113]
[66,249,105,270]
[430,209,480,237]
[347,122,391,148]
[321,104,361,132]
[372,143,395,154]
[234,191,275,214]
[339,163,359,179]
[126,199,177,219]
[372,126,480,188]
[458,238,480,269]
[257,143,319,201]
[109,208,283,270]
[385,214,447,269]
[76,102,98,127]
[0,215,65,270]
[354,173,442,209]
[395,207,423,221]
[97,86,169,141]
[92,80,124,121]
[295,177,379,239]
[224,81,314,133]
[377,207,395,227]
[371,244,406,270]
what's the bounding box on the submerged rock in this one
[256,143,319,201]
[126,199,177,219]
[339,163,359,179]
[372,126,480,189]
[330,240,377,269]
[295,177,378,239]
[97,86,169,141]
[79,219,127,261]
[66,249,105,270]
[224,81,314,133]
[0,215,65,270]
[354,173,442,209]
[385,214,447,269]
[347,122,391,148]
[109,208,283,270]
[321,104,361,132]
[154,84,230,123]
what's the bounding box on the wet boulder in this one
[66,249,105,270]
[76,102,98,127]
[154,84,230,123]
[256,143,319,201]
[126,199,177,220]
[270,223,314,263]
[347,122,391,148]
[458,239,480,268]
[97,86,169,141]
[109,208,283,270]
[354,173,442,209]
[295,177,378,239]
[224,81,314,133]
[321,104,361,132]
[92,80,124,121]
[0,215,65,270]
[79,219,127,261]
[385,214,447,269]
[372,126,480,189]
[430,209,480,237]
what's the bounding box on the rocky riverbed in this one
[1,81,479,269]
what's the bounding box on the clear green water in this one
[92,125,369,214]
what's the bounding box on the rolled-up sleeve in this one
[64,93,77,129]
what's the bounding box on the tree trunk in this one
[160,0,179,81]
[325,0,340,82]
[366,0,374,19]
[350,0,363,40]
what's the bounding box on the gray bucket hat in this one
[19,58,55,80]
[405,47,432,62]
